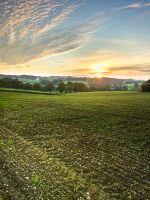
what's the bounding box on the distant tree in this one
[72,82,78,93]
[17,81,24,89]
[57,80,66,93]
[9,79,16,88]
[52,79,59,85]
[141,79,150,92]
[33,82,42,91]
[134,82,139,87]
[40,79,49,85]
[2,77,12,82]
[98,84,110,91]
[66,81,74,93]
[77,82,89,92]
[120,84,128,91]
[46,82,55,93]
[8,79,24,89]
[0,79,6,87]
[41,86,46,92]
[24,83,32,90]
[114,84,121,91]
[89,86,97,91]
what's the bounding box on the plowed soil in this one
[0,91,150,199]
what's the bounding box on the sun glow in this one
[91,64,109,73]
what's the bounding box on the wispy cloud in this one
[15,64,32,69]
[97,38,136,44]
[0,0,110,66]
[140,69,150,72]
[15,66,22,69]
[1,0,150,68]
[103,64,150,76]
[116,2,150,10]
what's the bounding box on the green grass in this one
[126,83,142,90]
[0,91,150,199]
[63,81,89,85]
[0,87,58,95]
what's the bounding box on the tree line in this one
[0,78,89,93]
[0,77,149,92]
[89,84,128,91]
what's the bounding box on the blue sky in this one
[0,0,150,79]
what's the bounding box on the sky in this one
[0,0,150,80]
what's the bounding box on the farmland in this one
[0,91,150,199]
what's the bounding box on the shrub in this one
[141,79,150,92]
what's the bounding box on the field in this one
[63,81,89,86]
[0,91,150,200]
[126,84,141,91]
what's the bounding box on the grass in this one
[63,81,89,85]
[0,88,58,95]
[0,91,150,199]
[126,83,142,90]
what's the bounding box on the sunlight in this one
[90,64,109,77]
[91,64,108,72]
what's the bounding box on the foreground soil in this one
[0,91,150,199]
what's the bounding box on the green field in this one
[126,83,142,91]
[0,91,150,199]
[63,81,89,85]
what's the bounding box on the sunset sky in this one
[0,0,150,80]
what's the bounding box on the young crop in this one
[0,91,150,199]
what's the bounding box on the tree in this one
[17,81,24,89]
[24,83,32,90]
[66,81,74,93]
[134,82,139,87]
[141,79,150,92]
[41,86,46,92]
[0,79,6,87]
[77,82,89,92]
[9,79,17,88]
[52,79,59,85]
[57,80,66,93]
[33,82,42,91]
[40,79,49,85]
[9,79,24,89]
[89,86,97,91]
[46,82,55,93]
[120,84,128,91]
[72,82,78,93]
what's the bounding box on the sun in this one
[90,64,108,73]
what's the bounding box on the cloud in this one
[117,2,150,10]
[14,64,32,69]
[74,50,114,67]
[139,68,150,73]
[0,0,110,66]
[65,68,91,73]
[1,0,150,68]
[25,65,31,68]
[98,38,136,44]
[122,3,143,9]
[105,64,150,75]
[15,66,22,68]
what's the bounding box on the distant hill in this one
[0,74,145,85]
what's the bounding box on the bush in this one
[141,79,150,92]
